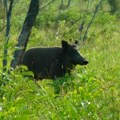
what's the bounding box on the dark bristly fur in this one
[21,40,88,80]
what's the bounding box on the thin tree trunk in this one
[10,0,39,69]
[3,0,13,72]
[82,0,103,42]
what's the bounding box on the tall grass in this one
[0,0,120,119]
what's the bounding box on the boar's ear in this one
[72,40,78,48]
[75,40,78,45]
[62,40,69,50]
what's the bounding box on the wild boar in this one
[21,40,88,80]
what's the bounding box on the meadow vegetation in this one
[0,0,120,119]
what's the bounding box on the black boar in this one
[21,40,88,80]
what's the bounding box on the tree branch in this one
[82,0,103,42]
[59,0,71,10]
[40,0,55,10]
[0,25,6,33]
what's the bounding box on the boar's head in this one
[62,40,88,66]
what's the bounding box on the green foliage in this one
[0,0,120,119]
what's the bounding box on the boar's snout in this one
[81,60,88,65]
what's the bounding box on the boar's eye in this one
[69,49,79,58]
[67,48,81,64]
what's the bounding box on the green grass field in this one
[0,0,120,119]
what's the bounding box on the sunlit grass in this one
[0,1,120,119]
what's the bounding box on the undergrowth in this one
[0,0,120,119]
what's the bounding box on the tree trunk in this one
[10,0,39,69]
[3,0,13,72]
